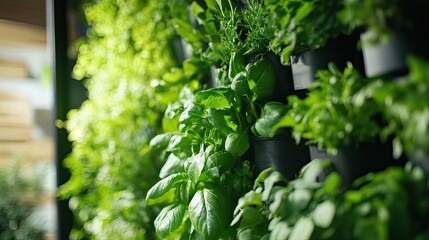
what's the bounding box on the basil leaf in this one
[187,152,206,183]
[225,132,250,156]
[160,153,184,178]
[195,88,233,110]
[289,217,314,240]
[189,184,230,239]
[247,59,275,101]
[150,132,176,149]
[179,103,206,125]
[206,151,237,179]
[229,51,246,79]
[146,173,186,204]
[237,207,265,229]
[312,201,335,228]
[206,109,235,135]
[231,71,251,96]
[154,204,186,238]
[254,102,289,137]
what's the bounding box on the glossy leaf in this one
[229,51,246,79]
[232,72,251,96]
[254,102,289,137]
[154,204,187,238]
[188,152,206,183]
[225,132,250,156]
[195,88,233,110]
[247,59,275,101]
[160,153,184,178]
[189,185,230,239]
[146,173,186,204]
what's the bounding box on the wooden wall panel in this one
[0,0,46,26]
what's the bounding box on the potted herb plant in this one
[340,0,429,78]
[252,101,311,179]
[233,161,429,239]
[267,0,364,90]
[355,56,429,172]
[272,63,404,186]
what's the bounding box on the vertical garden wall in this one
[61,0,429,239]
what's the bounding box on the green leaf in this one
[312,201,335,228]
[180,103,206,125]
[247,59,275,101]
[253,167,276,189]
[150,133,176,149]
[206,151,237,179]
[289,217,314,240]
[154,204,187,238]
[160,153,184,178]
[189,184,230,239]
[188,152,206,183]
[163,68,185,82]
[254,102,289,137]
[225,132,250,156]
[269,220,290,240]
[234,191,263,216]
[207,109,235,135]
[191,1,205,25]
[146,173,186,204]
[168,134,194,152]
[262,171,284,201]
[231,71,251,96]
[295,2,313,22]
[195,88,233,110]
[229,51,246,79]
[237,207,265,229]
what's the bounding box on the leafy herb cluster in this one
[59,1,194,239]
[272,63,382,154]
[267,0,352,64]
[233,160,429,240]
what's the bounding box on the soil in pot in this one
[252,134,311,180]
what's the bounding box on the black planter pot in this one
[361,30,429,78]
[252,134,311,180]
[291,32,365,90]
[309,140,406,188]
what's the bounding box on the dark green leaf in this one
[154,204,187,238]
[189,184,230,239]
[146,173,186,204]
[229,51,246,79]
[206,151,237,179]
[231,72,251,96]
[225,132,250,156]
[180,103,206,125]
[247,59,275,101]
[254,102,289,137]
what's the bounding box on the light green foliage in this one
[0,162,45,240]
[233,161,429,239]
[355,56,429,159]
[59,0,193,239]
[273,63,382,154]
[266,0,352,64]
